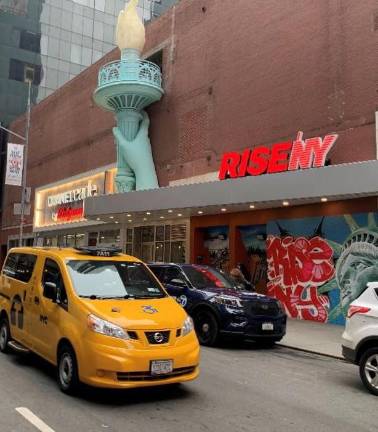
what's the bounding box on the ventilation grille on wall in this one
[374,12,378,31]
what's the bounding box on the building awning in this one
[84,160,378,223]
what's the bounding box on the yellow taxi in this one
[0,247,200,393]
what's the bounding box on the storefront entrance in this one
[37,221,188,264]
[133,223,187,263]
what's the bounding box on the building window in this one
[20,30,41,53]
[9,59,41,85]
[99,230,120,247]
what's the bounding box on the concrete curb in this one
[277,343,344,361]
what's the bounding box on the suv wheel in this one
[0,317,10,353]
[359,347,378,396]
[194,310,219,347]
[58,345,79,395]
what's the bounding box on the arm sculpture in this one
[112,110,159,192]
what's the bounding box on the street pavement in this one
[0,342,376,432]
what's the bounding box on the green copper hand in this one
[113,111,159,192]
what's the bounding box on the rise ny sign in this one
[218,132,338,180]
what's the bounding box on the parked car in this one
[148,263,287,346]
[0,247,200,394]
[342,282,378,396]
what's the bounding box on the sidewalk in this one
[277,318,344,359]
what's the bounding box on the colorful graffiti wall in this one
[238,225,267,293]
[238,212,378,325]
[202,226,230,271]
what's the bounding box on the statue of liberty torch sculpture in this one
[93,0,163,192]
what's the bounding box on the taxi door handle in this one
[34,296,40,305]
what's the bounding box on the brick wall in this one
[2,0,377,240]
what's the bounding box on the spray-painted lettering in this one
[267,235,335,322]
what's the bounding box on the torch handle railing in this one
[98,59,162,89]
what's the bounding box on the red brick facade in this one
[2,0,377,246]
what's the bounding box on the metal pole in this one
[0,124,26,142]
[19,80,32,247]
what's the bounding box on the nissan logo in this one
[154,332,164,343]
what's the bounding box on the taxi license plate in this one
[262,322,274,331]
[151,360,173,376]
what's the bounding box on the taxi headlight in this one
[211,295,243,308]
[87,314,130,340]
[182,316,194,336]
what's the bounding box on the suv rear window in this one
[182,265,234,289]
[3,253,37,283]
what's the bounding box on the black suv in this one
[149,263,287,346]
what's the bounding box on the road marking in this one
[15,407,55,432]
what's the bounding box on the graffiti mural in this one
[203,226,229,271]
[267,236,334,323]
[267,212,378,325]
[238,225,267,292]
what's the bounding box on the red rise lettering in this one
[247,146,270,176]
[267,142,292,174]
[218,132,337,180]
[218,152,241,180]
[238,149,251,177]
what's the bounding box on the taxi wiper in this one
[80,294,133,300]
[132,294,165,299]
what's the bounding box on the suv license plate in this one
[151,360,173,375]
[262,322,274,331]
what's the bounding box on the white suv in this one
[342,282,378,396]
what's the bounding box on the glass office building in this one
[0,0,176,126]
[38,0,161,102]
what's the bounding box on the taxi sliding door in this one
[30,257,67,363]
[2,253,38,347]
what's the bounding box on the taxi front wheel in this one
[57,345,79,395]
[0,317,10,353]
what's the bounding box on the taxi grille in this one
[117,366,196,382]
[128,331,138,340]
[244,301,280,317]
[145,331,170,344]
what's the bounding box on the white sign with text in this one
[5,143,24,186]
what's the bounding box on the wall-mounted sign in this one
[34,169,116,230]
[218,132,338,180]
[5,143,24,186]
[47,182,98,208]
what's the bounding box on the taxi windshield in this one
[66,260,166,299]
[182,265,235,290]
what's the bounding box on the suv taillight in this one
[347,306,371,318]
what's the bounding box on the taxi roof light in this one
[74,246,122,257]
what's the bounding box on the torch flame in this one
[116,0,146,53]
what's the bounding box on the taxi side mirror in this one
[44,281,57,303]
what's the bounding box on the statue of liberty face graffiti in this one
[335,214,378,311]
